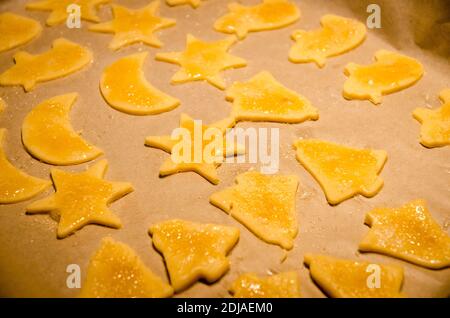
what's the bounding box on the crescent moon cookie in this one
[149,219,239,292]
[289,14,366,68]
[79,237,173,298]
[100,53,179,115]
[155,34,247,90]
[359,200,450,269]
[412,89,450,148]
[214,0,300,40]
[226,71,319,123]
[230,272,301,298]
[343,50,424,105]
[26,160,133,239]
[0,38,92,92]
[166,0,205,8]
[293,139,387,205]
[89,1,175,51]
[0,12,42,53]
[145,113,243,184]
[26,0,110,26]
[210,172,299,250]
[22,93,103,165]
[0,129,50,204]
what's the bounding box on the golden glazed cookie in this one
[343,50,424,104]
[0,12,42,53]
[359,200,450,269]
[79,237,173,298]
[210,172,299,250]
[230,272,301,298]
[100,53,179,115]
[412,89,450,148]
[26,160,133,238]
[149,219,239,292]
[89,1,175,50]
[304,254,405,298]
[0,38,92,92]
[289,14,366,68]
[22,93,103,165]
[226,71,319,123]
[0,129,50,204]
[293,139,387,205]
[214,0,300,40]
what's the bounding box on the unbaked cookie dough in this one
[0,12,41,53]
[230,272,301,298]
[166,0,205,8]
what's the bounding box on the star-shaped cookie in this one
[226,71,319,123]
[304,254,405,298]
[412,89,450,148]
[166,0,205,8]
[145,113,242,184]
[149,219,239,292]
[294,139,387,205]
[210,172,299,250]
[359,200,450,269]
[230,272,301,298]
[26,0,110,26]
[26,160,133,238]
[80,237,173,298]
[89,1,176,50]
[155,34,247,90]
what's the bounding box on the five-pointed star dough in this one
[0,129,50,204]
[210,172,299,250]
[155,34,247,90]
[26,160,133,239]
[214,0,300,40]
[412,89,450,148]
[226,71,319,123]
[343,50,424,104]
[289,14,366,68]
[166,0,205,8]
[149,219,239,292]
[145,113,242,184]
[79,237,173,298]
[26,0,110,26]
[304,254,405,298]
[0,12,42,53]
[100,52,179,115]
[0,38,92,92]
[230,272,301,298]
[89,1,175,51]
[293,139,387,205]
[22,93,103,165]
[359,200,450,269]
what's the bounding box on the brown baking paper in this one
[0,0,449,298]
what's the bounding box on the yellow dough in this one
[89,1,175,50]
[304,254,405,298]
[166,0,205,8]
[145,113,242,184]
[26,0,110,26]
[79,237,173,298]
[412,89,450,148]
[0,98,5,114]
[155,34,247,90]
[100,53,179,115]
[359,200,450,269]
[0,38,92,92]
[22,93,103,165]
[26,160,133,238]
[226,71,319,123]
[343,50,424,104]
[230,272,301,298]
[149,219,239,292]
[0,129,50,204]
[210,172,298,250]
[293,139,387,205]
[0,12,42,53]
[289,14,366,68]
[214,0,300,40]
